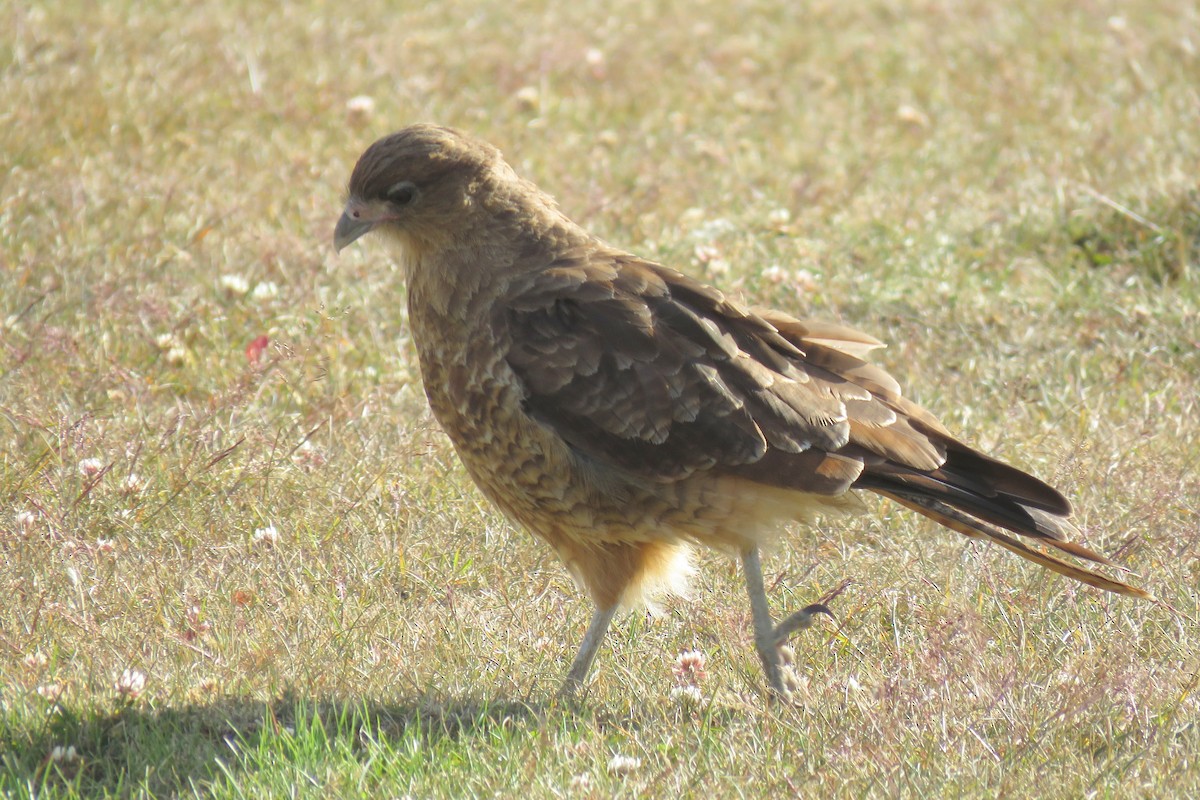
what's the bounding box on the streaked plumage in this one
[335,124,1150,701]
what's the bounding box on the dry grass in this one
[2,0,1199,797]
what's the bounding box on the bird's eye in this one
[385,181,418,206]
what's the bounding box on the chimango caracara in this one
[334,124,1149,701]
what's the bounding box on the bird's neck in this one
[404,192,592,324]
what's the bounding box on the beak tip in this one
[333,210,373,253]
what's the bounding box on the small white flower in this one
[154,332,181,351]
[569,773,592,790]
[767,207,791,225]
[219,274,250,294]
[706,258,731,275]
[78,458,104,478]
[24,651,49,670]
[115,668,146,698]
[692,243,731,275]
[669,684,703,704]
[688,217,736,241]
[37,682,64,701]
[346,94,375,125]
[251,281,279,301]
[514,85,540,111]
[165,346,188,366]
[96,538,116,555]
[252,525,280,545]
[762,264,787,284]
[692,243,721,265]
[50,744,78,762]
[16,509,37,534]
[793,269,818,292]
[607,754,641,775]
[896,103,930,128]
[121,474,145,495]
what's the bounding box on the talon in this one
[772,602,835,646]
[777,644,802,698]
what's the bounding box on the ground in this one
[2,1,1198,797]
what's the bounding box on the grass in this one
[2,0,1199,796]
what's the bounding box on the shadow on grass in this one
[3,691,546,797]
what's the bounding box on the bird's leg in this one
[557,603,618,699]
[741,546,792,700]
[742,547,835,702]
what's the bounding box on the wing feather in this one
[502,254,960,485]
[503,255,873,481]
[498,251,1145,596]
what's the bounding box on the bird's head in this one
[333,124,505,254]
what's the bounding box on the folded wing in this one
[500,250,1149,599]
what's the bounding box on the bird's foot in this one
[756,642,802,704]
[759,603,835,705]
[772,602,834,647]
[776,644,802,701]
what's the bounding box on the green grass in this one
[2,0,1199,797]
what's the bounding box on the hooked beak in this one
[333,202,376,252]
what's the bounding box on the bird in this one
[333,124,1151,702]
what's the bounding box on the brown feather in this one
[876,491,1151,599]
[338,124,1151,615]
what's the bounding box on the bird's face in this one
[333,181,419,252]
[334,124,499,254]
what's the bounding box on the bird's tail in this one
[856,450,1153,600]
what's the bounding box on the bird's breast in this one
[408,302,695,547]
[408,307,576,515]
